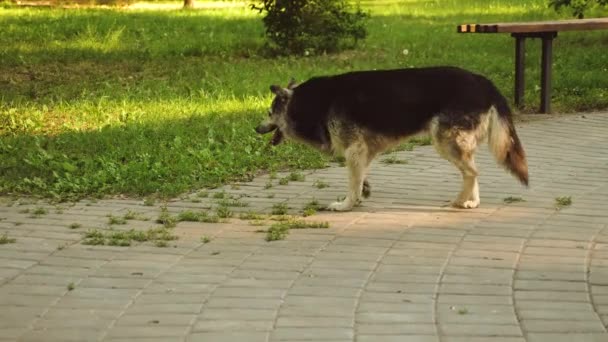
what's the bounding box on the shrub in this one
[251,0,369,55]
[549,0,608,18]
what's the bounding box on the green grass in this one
[503,196,525,203]
[68,222,82,229]
[1,1,607,200]
[265,219,330,241]
[381,155,408,165]
[271,203,289,215]
[555,196,573,209]
[82,226,177,246]
[0,233,17,244]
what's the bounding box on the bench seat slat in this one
[458,18,608,34]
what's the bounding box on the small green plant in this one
[503,196,525,204]
[271,203,289,215]
[82,227,177,247]
[313,179,329,189]
[267,194,275,199]
[265,219,329,241]
[549,0,608,19]
[213,191,227,199]
[108,215,127,225]
[264,181,273,189]
[197,191,209,198]
[31,207,48,217]
[190,198,202,203]
[288,171,305,182]
[0,233,16,244]
[239,211,265,220]
[156,208,177,228]
[382,156,408,165]
[555,196,573,209]
[143,198,155,206]
[177,210,204,222]
[216,198,249,207]
[154,240,168,248]
[201,236,211,244]
[303,199,321,216]
[279,177,289,185]
[67,282,75,291]
[216,206,232,219]
[68,223,82,229]
[458,308,469,315]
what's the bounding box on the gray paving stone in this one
[2,113,608,340]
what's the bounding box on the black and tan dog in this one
[256,66,528,211]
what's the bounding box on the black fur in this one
[286,66,510,147]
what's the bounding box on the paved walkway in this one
[1,112,608,342]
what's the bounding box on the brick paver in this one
[1,112,607,342]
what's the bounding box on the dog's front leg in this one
[328,144,366,211]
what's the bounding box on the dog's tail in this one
[487,92,529,186]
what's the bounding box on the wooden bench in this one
[458,18,608,113]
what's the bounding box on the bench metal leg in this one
[540,34,556,113]
[514,36,526,109]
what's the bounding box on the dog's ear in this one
[270,85,293,97]
[287,78,298,90]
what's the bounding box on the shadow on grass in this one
[0,107,326,201]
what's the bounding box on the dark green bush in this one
[549,0,608,18]
[251,0,368,55]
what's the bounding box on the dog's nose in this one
[255,124,276,135]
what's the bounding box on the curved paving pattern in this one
[1,112,608,342]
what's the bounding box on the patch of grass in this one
[190,198,201,203]
[213,191,228,199]
[156,208,177,228]
[143,198,155,207]
[108,215,127,225]
[278,178,289,186]
[555,196,573,209]
[216,206,232,219]
[503,196,526,204]
[266,218,329,241]
[216,198,249,207]
[196,191,209,198]
[266,193,275,199]
[381,156,408,165]
[303,198,321,216]
[31,207,48,218]
[288,171,305,182]
[264,181,273,189]
[0,233,17,244]
[271,203,289,215]
[67,282,75,291]
[201,236,211,244]
[68,223,82,229]
[239,211,265,220]
[82,226,177,247]
[313,179,329,189]
[177,210,220,223]
[458,308,469,315]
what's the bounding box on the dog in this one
[256,66,528,211]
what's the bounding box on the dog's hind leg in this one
[328,141,371,211]
[431,120,481,209]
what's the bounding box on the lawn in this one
[1,0,607,201]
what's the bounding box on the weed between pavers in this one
[124,210,148,221]
[177,210,221,223]
[201,236,211,244]
[82,227,178,247]
[555,196,573,210]
[67,282,75,291]
[278,178,289,186]
[216,198,249,207]
[381,156,408,165]
[271,203,289,215]
[313,179,329,189]
[503,196,525,204]
[108,215,127,225]
[265,219,329,241]
[0,233,17,244]
[68,223,82,229]
[303,199,321,217]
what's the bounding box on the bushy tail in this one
[487,104,529,186]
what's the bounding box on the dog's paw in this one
[452,200,480,209]
[327,200,354,212]
[362,180,371,199]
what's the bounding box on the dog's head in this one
[255,79,297,146]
